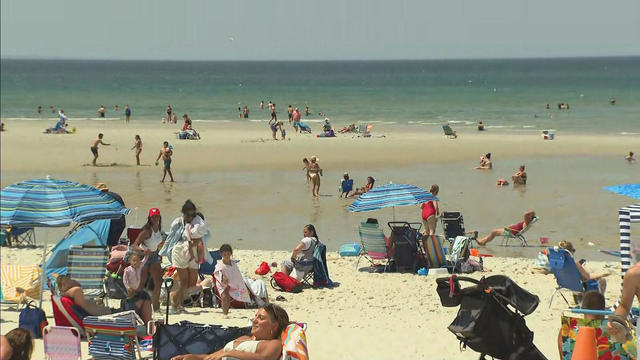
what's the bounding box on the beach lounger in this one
[67,245,109,304]
[499,216,539,247]
[422,234,447,269]
[84,310,144,360]
[548,247,598,309]
[442,124,457,139]
[0,263,41,306]
[298,122,312,134]
[1,227,36,247]
[43,325,82,360]
[559,309,637,360]
[51,295,88,338]
[356,222,392,272]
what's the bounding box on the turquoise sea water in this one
[2,57,639,134]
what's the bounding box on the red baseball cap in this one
[148,208,161,217]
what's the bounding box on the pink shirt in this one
[123,256,148,291]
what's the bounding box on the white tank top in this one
[145,229,162,252]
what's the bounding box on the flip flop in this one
[608,314,632,343]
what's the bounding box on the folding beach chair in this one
[51,295,88,338]
[300,240,333,288]
[547,247,596,309]
[1,263,41,307]
[43,325,82,360]
[84,310,144,360]
[126,227,142,245]
[559,309,637,360]
[442,124,457,139]
[500,216,539,247]
[388,222,425,273]
[422,234,447,269]
[1,226,36,247]
[356,222,392,272]
[441,211,469,248]
[352,123,372,138]
[67,245,109,304]
[298,122,312,134]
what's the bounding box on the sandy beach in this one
[0,119,638,359]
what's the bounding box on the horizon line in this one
[1,54,639,63]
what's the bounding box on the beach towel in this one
[311,242,333,287]
[281,323,309,360]
[1,264,41,304]
[559,316,637,360]
[213,259,251,304]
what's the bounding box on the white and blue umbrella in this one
[349,183,438,219]
[1,178,130,306]
[1,178,130,227]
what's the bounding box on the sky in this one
[1,0,639,61]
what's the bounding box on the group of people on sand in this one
[339,173,375,198]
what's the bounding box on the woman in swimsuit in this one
[477,210,535,246]
[171,303,290,360]
[475,153,492,170]
[308,156,322,197]
[512,165,527,185]
[131,135,142,166]
[420,184,440,235]
[132,207,164,311]
[347,176,375,198]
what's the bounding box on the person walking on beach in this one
[279,121,286,140]
[125,104,131,123]
[302,158,311,183]
[131,135,142,165]
[270,103,277,123]
[243,105,249,118]
[97,105,106,118]
[420,184,440,235]
[308,156,322,197]
[166,105,173,122]
[292,108,301,132]
[237,107,243,119]
[90,133,110,166]
[287,105,293,124]
[305,105,310,117]
[156,141,175,182]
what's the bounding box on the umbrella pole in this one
[393,206,396,221]
[38,236,47,308]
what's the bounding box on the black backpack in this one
[436,275,547,360]
[389,222,424,273]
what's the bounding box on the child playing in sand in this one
[123,252,152,322]
[302,158,311,183]
[90,133,110,166]
[279,121,286,140]
[131,135,142,166]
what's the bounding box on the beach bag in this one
[459,258,483,274]
[271,272,303,293]
[153,321,250,360]
[19,301,48,339]
[105,275,128,300]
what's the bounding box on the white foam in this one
[2,117,54,121]
[620,132,640,136]
[192,119,231,123]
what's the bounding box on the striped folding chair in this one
[0,263,41,307]
[84,310,143,360]
[43,325,82,360]
[67,245,109,304]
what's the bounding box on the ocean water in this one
[1,57,640,134]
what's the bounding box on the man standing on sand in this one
[287,105,293,124]
[125,104,131,123]
[91,133,110,166]
[292,108,301,132]
[270,103,277,123]
[156,141,175,183]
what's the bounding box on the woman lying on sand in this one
[171,304,290,360]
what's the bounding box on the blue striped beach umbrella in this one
[349,183,438,219]
[1,178,130,227]
[603,184,640,200]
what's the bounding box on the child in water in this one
[302,158,311,183]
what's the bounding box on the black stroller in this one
[436,275,547,360]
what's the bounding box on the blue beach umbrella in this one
[1,178,130,227]
[349,183,438,220]
[603,184,640,200]
[1,178,130,306]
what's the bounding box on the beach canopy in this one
[604,184,640,200]
[1,178,130,227]
[44,220,110,281]
[349,183,438,213]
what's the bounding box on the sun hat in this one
[94,182,109,192]
[148,208,161,217]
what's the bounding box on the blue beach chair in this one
[356,222,392,272]
[67,245,109,304]
[442,124,457,139]
[548,247,597,309]
[299,122,312,134]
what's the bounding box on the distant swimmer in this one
[171,112,177,124]
[243,105,249,118]
[50,106,56,113]
[288,105,293,124]
[166,105,172,121]
[114,104,120,111]
[97,105,106,118]
[626,151,636,163]
[90,133,110,166]
[268,101,273,111]
[125,104,131,123]
[37,105,42,114]
[477,121,485,131]
[260,100,264,109]
[545,103,550,110]
[238,107,242,119]
[305,105,310,117]
[610,97,616,106]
